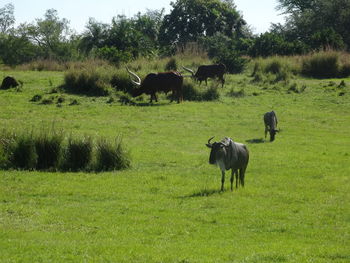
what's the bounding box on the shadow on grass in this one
[246,138,265,144]
[134,102,172,107]
[180,188,222,198]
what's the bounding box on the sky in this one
[4,0,286,34]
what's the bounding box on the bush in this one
[62,137,93,171]
[11,135,38,170]
[165,57,178,71]
[182,81,220,101]
[215,51,247,74]
[251,57,292,83]
[110,71,134,93]
[302,52,340,78]
[340,63,350,77]
[35,133,63,170]
[95,137,131,171]
[94,47,132,66]
[0,130,132,172]
[63,68,112,96]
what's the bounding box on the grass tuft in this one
[95,136,131,171]
[62,136,93,172]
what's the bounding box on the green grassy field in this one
[0,67,349,262]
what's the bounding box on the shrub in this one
[340,63,350,77]
[251,57,292,83]
[215,51,247,74]
[165,57,178,71]
[11,135,37,170]
[182,81,220,101]
[0,130,132,172]
[202,86,220,101]
[302,52,340,78]
[110,71,134,93]
[35,133,63,170]
[62,137,93,171]
[95,137,131,171]
[63,68,112,96]
[94,47,132,66]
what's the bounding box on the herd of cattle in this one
[2,65,279,191]
[126,64,279,191]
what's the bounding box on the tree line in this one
[1,0,350,68]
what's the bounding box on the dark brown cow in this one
[126,67,183,103]
[183,64,226,87]
[1,76,19,90]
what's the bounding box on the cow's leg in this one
[235,170,239,188]
[265,125,268,139]
[230,169,234,191]
[221,77,225,88]
[221,170,225,191]
[239,168,245,187]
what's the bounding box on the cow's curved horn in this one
[126,67,141,86]
[182,66,195,76]
[206,136,215,148]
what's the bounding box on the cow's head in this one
[126,67,144,97]
[206,137,228,164]
[270,129,279,142]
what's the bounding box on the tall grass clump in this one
[302,51,340,78]
[95,136,131,171]
[62,136,93,171]
[251,57,294,83]
[165,57,178,71]
[11,134,38,170]
[182,81,220,101]
[0,131,16,169]
[110,70,134,94]
[0,130,132,172]
[35,132,63,170]
[63,67,113,96]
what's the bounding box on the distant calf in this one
[264,111,279,142]
[1,76,19,90]
[206,137,249,191]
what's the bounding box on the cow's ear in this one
[206,143,212,148]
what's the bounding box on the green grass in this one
[0,67,349,262]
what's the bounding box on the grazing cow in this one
[183,64,226,87]
[1,76,19,90]
[264,111,279,142]
[206,137,249,191]
[126,67,183,103]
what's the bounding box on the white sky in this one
[4,0,286,34]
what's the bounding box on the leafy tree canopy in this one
[159,0,246,47]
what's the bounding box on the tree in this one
[276,0,350,50]
[0,3,15,34]
[79,18,110,53]
[159,0,246,48]
[20,9,72,59]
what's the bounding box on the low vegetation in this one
[0,129,131,172]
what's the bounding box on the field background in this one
[0,64,349,262]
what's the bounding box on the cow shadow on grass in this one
[245,138,265,144]
[180,189,222,199]
[121,100,174,107]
